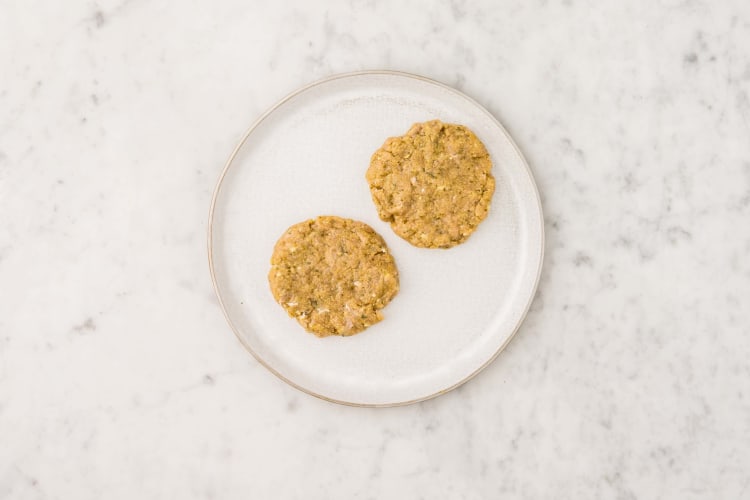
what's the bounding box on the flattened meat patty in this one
[268,216,399,337]
[366,120,495,248]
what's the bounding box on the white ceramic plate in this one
[209,71,543,406]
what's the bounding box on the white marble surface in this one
[1,0,749,498]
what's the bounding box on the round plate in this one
[209,71,543,407]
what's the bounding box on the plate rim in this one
[207,69,545,407]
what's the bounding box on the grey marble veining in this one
[1,0,749,498]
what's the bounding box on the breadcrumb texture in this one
[268,216,400,337]
[366,120,495,248]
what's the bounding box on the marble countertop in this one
[2,1,749,498]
